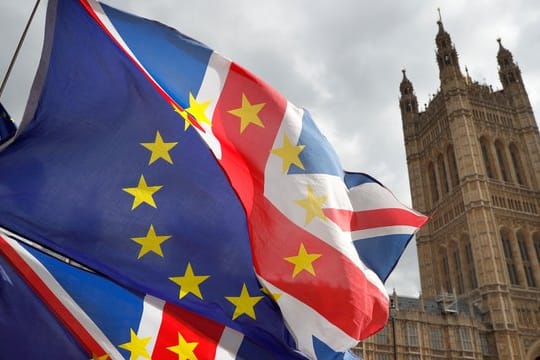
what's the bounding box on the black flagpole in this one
[0,0,42,99]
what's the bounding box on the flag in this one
[0,102,16,144]
[0,232,277,359]
[0,0,427,357]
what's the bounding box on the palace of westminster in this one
[353,16,540,360]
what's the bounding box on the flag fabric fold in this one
[0,0,427,358]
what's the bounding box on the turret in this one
[497,38,536,131]
[399,69,418,115]
[435,13,463,87]
[497,38,524,91]
[399,69,418,139]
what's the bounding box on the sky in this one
[0,1,539,297]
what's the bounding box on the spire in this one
[434,10,462,84]
[400,69,413,95]
[496,38,523,89]
[496,38,514,67]
[465,66,471,85]
[399,69,418,115]
[435,9,451,50]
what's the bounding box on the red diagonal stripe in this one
[324,208,428,232]
[249,195,389,339]
[0,235,106,357]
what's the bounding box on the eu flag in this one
[0,0,426,357]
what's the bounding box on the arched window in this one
[495,140,510,181]
[453,247,464,294]
[447,145,459,187]
[428,162,439,203]
[438,154,449,194]
[480,137,495,179]
[509,143,526,185]
[501,229,519,285]
[406,322,419,346]
[440,247,452,293]
[534,233,540,265]
[517,231,535,287]
[444,54,451,65]
[465,241,478,289]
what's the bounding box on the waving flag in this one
[0,233,276,359]
[0,0,427,357]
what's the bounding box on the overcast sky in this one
[1,1,539,297]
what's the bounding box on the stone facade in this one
[354,18,540,360]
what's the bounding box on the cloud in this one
[1,0,539,298]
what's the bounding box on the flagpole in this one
[0,0,42,99]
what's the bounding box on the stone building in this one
[353,16,540,360]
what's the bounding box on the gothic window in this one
[376,325,390,345]
[430,326,443,350]
[406,322,419,346]
[501,229,519,285]
[495,140,510,181]
[517,231,536,287]
[444,54,451,65]
[453,247,464,294]
[534,233,540,265]
[438,154,449,193]
[509,143,526,185]
[479,137,495,179]
[465,241,478,289]
[480,334,491,355]
[447,145,459,187]
[441,252,452,293]
[376,354,392,360]
[459,327,473,351]
[428,162,439,203]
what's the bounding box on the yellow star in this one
[225,283,264,320]
[91,354,109,360]
[173,103,189,130]
[131,224,171,259]
[294,184,328,224]
[271,134,305,173]
[140,131,178,165]
[227,93,265,133]
[169,263,210,299]
[122,175,163,210]
[174,93,212,130]
[261,287,282,302]
[284,243,322,278]
[166,332,199,360]
[118,329,151,360]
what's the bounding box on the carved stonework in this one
[367,16,540,360]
